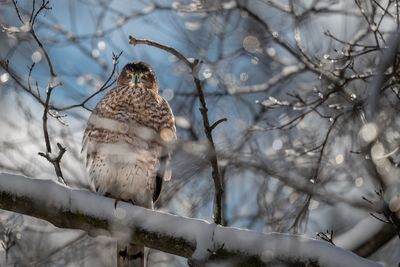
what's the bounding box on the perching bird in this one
[82,61,176,267]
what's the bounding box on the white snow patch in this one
[191,222,217,260]
[118,201,217,259]
[213,226,382,267]
[0,173,70,207]
[70,187,114,219]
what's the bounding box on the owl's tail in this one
[117,242,145,267]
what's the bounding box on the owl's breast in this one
[87,139,162,208]
[83,65,175,209]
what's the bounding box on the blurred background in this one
[0,0,399,266]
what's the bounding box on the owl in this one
[82,61,176,267]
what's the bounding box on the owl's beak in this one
[132,74,140,85]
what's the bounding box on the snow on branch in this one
[0,173,381,267]
[228,63,306,94]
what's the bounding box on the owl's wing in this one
[159,97,177,180]
[82,112,102,167]
[81,116,92,154]
[82,112,113,169]
[154,153,173,203]
[81,88,115,156]
[81,112,95,170]
[153,97,176,203]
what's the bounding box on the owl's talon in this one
[114,199,119,209]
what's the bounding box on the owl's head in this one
[118,61,158,93]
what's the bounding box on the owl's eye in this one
[126,73,133,79]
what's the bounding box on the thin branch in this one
[10,0,66,184]
[129,36,193,68]
[210,118,228,131]
[0,60,45,105]
[29,1,55,77]
[316,230,335,246]
[57,52,122,111]
[129,36,226,225]
[11,0,24,23]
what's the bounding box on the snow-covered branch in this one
[228,63,306,94]
[0,173,381,267]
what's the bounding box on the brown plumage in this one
[82,62,176,267]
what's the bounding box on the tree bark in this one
[0,173,381,267]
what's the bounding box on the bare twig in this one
[57,51,122,111]
[11,0,24,23]
[10,0,66,184]
[317,230,335,245]
[28,0,55,77]
[0,60,45,105]
[129,36,193,68]
[210,118,228,131]
[38,142,66,182]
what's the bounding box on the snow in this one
[71,201,385,266]
[188,222,217,260]
[0,172,383,267]
[0,172,70,207]
[213,227,382,267]
[70,187,113,219]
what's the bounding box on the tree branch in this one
[129,36,225,225]
[0,173,382,267]
[9,0,67,184]
[57,51,122,112]
[129,36,193,68]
